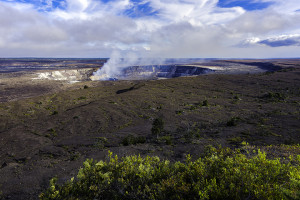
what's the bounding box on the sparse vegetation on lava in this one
[0,59,299,199]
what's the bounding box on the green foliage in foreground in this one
[40,147,300,200]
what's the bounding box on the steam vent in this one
[91,64,214,81]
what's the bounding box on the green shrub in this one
[94,137,108,149]
[121,135,146,146]
[227,117,241,127]
[189,105,197,110]
[151,118,164,138]
[51,110,58,115]
[46,128,57,138]
[175,110,184,115]
[202,100,209,106]
[40,148,300,200]
[70,152,81,161]
[159,135,173,145]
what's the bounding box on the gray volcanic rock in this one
[34,68,96,82]
[91,64,214,80]
[123,65,214,79]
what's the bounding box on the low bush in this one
[158,135,173,145]
[202,100,209,107]
[51,110,58,115]
[226,117,241,127]
[262,92,286,102]
[121,135,146,146]
[40,147,300,200]
[151,118,164,138]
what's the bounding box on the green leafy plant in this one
[40,147,300,200]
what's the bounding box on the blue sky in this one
[217,0,274,11]
[0,0,299,58]
[0,0,276,14]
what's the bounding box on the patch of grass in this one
[256,124,277,137]
[227,136,243,144]
[188,102,202,110]
[46,128,57,137]
[189,105,198,110]
[262,92,286,102]
[94,137,108,149]
[95,137,108,143]
[70,152,81,161]
[77,96,86,100]
[118,121,133,130]
[241,130,252,138]
[177,127,202,143]
[159,135,173,145]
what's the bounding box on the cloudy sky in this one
[0,0,300,58]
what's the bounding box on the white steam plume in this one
[92,51,166,80]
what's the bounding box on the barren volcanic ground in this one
[0,59,300,199]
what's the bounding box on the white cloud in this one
[0,0,299,58]
[240,34,300,48]
[147,0,244,26]
[263,0,300,13]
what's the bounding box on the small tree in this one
[151,118,164,139]
[202,100,209,106]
